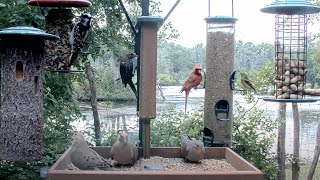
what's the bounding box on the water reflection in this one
[74,86,320,161]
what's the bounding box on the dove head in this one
[71,132,87,147]
[119,132,128,143]
[192,140,205,153]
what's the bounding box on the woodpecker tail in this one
[128,80,138,100]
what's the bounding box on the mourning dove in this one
[110,132,138,165]
[180,135,205,162]
[70,133,112,170]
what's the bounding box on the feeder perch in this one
[204,15,237,148]
[28,0,92,71]
[260,0,320,101]
[0,26,59,161]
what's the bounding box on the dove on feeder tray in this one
[110,132,138,165]
[180,135,205,163]
[70,133,112,170]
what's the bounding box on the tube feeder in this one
[0,26,59,161]
[28,0,92,71]
[260,0,320,101]
[204,15,237,148]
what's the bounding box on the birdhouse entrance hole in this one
[16,61,24,81]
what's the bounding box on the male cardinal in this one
[180,65,202,113]
[240,72,257,93]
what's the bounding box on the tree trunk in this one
[85,62,101,146]
[277,102,286,180]
[303,89,320,96]
[305,120,320,180]
[292,103,300,180]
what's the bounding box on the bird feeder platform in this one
[28,0,92,7]
[259,96,319,103]
[48,147,262,180]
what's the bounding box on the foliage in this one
[150,106,203,147]
[249,60,274,95]
[232,100,278,180]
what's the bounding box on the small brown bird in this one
[180,65,202,113]
[110,132,138,165]
[180,135,205,163]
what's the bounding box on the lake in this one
[73,86,320,162]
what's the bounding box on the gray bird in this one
[70,133,112,170]
[180,135,205,163]
[110,132,138,165]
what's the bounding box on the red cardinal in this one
[180,65,202,113]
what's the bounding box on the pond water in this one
[73,86,320,162]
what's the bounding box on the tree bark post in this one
[85,62,101,146]
[292,103,300,180]
[305,120,320,180]
[277,102,287,180]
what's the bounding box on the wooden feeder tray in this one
[28,0,92,7]
[48,147,262,180]
[259,96,319,103]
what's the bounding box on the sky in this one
[159,0,319,47]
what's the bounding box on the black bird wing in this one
[119,58,134,87]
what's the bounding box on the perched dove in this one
[110,132,138,165]
[70,132,112,170]
[180,135,205,162]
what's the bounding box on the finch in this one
[240,72,257,93]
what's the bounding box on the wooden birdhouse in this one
[261,0,320,99]
[0,27,59,161]
[28,0,92,71]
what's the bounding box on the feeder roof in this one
[205,16,238,24]
[260,0,320,15]
[0,26,59,40]
[28,0,92,7]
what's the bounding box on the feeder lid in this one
[0,26,59,40]
[137,16,164,24]
[205,16,238,24]
[260,0,320,15]
[28,0,92,7]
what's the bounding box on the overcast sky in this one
[159,0,319,47]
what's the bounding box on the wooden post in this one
[292,103,300,180]
[277,102,286,180]
[85,62,101,146]
[0,27,58,161]
[305,120,320,180]
[137,16,163,158]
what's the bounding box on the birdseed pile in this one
[66,156,236,172]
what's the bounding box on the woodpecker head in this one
[80,14,92,28]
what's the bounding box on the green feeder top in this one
[0,26,59,40]
[205,16,238,24]
[260,0,320,15]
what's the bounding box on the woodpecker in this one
[119,53,138,99]
[68,14,92,68]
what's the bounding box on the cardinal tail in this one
[184,90,190,114]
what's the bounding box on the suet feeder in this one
[204,13,237,147]
[0,26,59,161]
[261,0,320,100]
[28,0,92,71]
